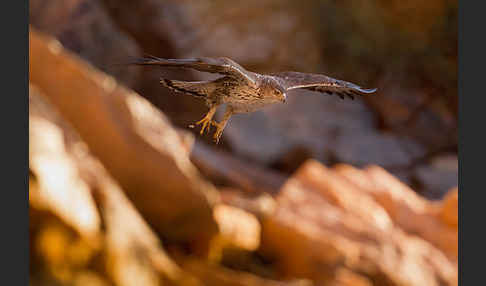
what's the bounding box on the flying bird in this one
[129,55,377,143]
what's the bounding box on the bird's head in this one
[264,78,287,103]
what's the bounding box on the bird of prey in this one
[129,55,377,143]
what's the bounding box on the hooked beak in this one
[282,93,287,103]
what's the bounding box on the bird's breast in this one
[228,93,278,113]
[220,84,278,113]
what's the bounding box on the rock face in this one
[29,28,219,242]
[29,0,456,199]
[29,27,457,286]
[413,155,459,199]
[261,161,458,286]
[29,0,142,87]
[29,0,458,281]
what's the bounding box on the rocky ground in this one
[29,1,457,285]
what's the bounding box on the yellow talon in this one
[194,106,217,135]
[212,122,224,144]
[196,117,212,135]
[210,108,232,144]
[196,107,216,135]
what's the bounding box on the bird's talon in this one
[213,127,224,144]
[195,117,212,135]
[199,122,210,135]
[213,133,222,144]
[195,118,207,125]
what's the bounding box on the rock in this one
[30,0,141,87]
[223,89,427,187]
[331,268,373,286]
[213,204,261,252]
[224,89,377,165]
[335,164,458,263]
[29,27,219,243]
[182,0,323,73]
[191,142,287,195]
[28,2,458,284]
[413,154,458,199]
[334,130,426,167]
[29,84,101,241]
[261,160,457,285]
[181,259,313,286]
[29,84,192,286]
[439,188,458,228]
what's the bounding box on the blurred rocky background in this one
[29,0,458,285]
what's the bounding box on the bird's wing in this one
[272,71,376,100]
[127,55,257,86]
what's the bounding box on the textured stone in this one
[30,28,219,242]
[414,154,458,199]
[30,0,141,87]
[261,160,457,285]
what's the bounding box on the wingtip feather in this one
[359,87,377,94]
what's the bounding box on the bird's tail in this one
[160,79,212,98]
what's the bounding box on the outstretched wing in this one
[272,71,376,100]
[127,55,257,86]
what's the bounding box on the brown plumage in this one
[128,55,377,143]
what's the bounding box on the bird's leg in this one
[211,108,233,144]
[195,106,217,135]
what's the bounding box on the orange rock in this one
[213,204,261,251]
[331,268,372,286]
[334,164,458,262]
[29,27,219,242]
[182,259,312,286]
[439,188,458,228]
[261,160,457,286]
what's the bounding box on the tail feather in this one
[160,79,210,98]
